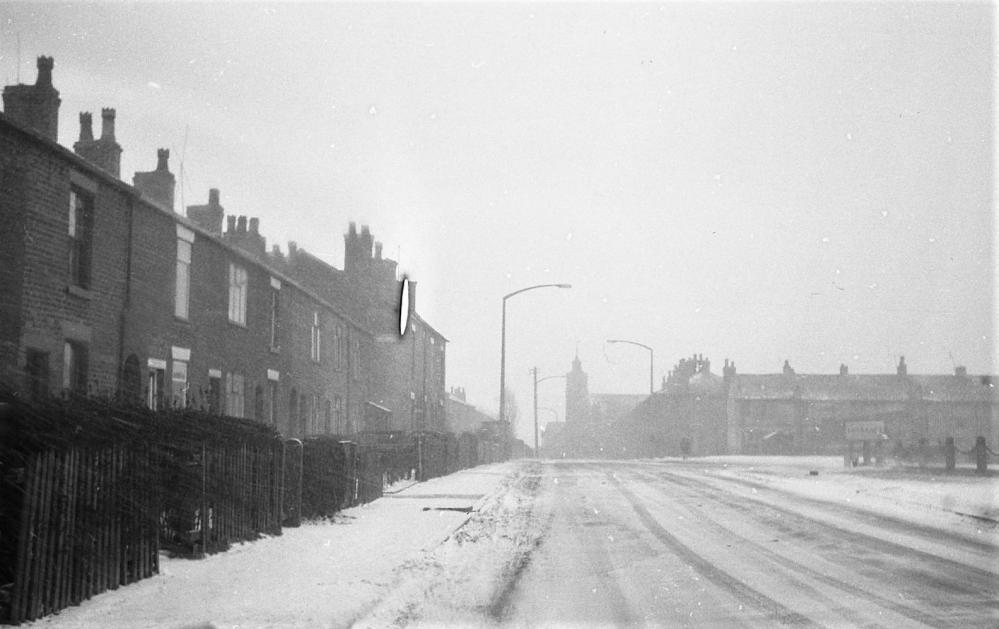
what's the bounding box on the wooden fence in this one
[1,394,504,625]
[8,444,159,624]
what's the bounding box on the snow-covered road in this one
[26,457,999,628]
[503,461,998,628]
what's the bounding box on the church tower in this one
[565,352,590,425]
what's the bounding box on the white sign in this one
[845,420,884,441]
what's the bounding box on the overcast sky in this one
[3,2,994,441]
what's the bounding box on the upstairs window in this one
[68,187,94,289]
[228,263,248,325]
[269,280,281,349]
[310,312,322,362]
[175,226,194,320]
[333,326,343,370]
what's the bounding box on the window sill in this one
[66,285,93,300]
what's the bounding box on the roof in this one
[0,112,374,336]
[730,373,998,403]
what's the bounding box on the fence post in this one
[283,439,303,527]
[199,441,208,557]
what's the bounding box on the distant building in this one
[617,354,999,458]
[445,386,496,434]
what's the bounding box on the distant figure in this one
[680,437,691,460]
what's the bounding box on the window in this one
[226,372,245,418]
[68,187,94,288]
[228,263,248,325]
[62,341,88,394]
[310,312,321,362]
[333,326,343,369]
[312,393,320,433]
[147,360,165,410]
[269,381,279,425]
[26,349,50,399]
[289,389,299,435]
[334,396,344,434]
[269,284,280,349]
[299,393,308,435]
[351,338,360,380]
[171,359,189,408]
[175,228,193,319]
[324,399,332,434]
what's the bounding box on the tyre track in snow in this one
[668,463,998,556]
[625,465,998,628]
[605,471,819,627]
[622,467,960,628]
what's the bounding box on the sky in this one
[1,2,994,442]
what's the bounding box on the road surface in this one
[483,459,998,628]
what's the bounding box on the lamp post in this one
[531,368,567,458]
[606,339,654,395]
[500,283,572,456]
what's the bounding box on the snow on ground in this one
[26,461,533,629]
[23,455,997,628]
[695,455,999,539]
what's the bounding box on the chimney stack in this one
[187,188,224,235]
[955,366,967,378]
[74,108,122,177]
[897,356,907,377]
[78,112,93,142]
[2,56,61,141]
[133,149,176,211]
[839,364,848,376]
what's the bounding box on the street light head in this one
[557,284,572,289]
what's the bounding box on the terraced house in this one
[0,56,447,436]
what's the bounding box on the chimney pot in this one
[156,148,169,171]
[236,216,247,233]
[78,112,93,142]
[100,107,116,140]
[840,364,848,376]
[955,366,967,378]
[249,217,259,234]
[375,241,383,259]
[226,215,236,233]
[209,188,220,206]
[36,56,54,87]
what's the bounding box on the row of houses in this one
[0,56,448,437]
[551,353,999,458]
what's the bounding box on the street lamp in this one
[606,339,654,395]
[500,283,572,455]
[531,368,567,458]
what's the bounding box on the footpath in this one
[26,461,532,629]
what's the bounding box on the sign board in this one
[845,420,885,441]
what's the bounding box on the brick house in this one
[0,56,446,438]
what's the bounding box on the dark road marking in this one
[607,472,819,627]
